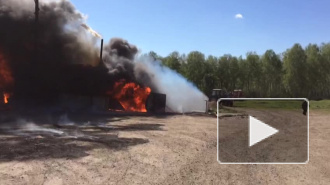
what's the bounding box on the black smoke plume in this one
[0,0,152,105]
[0,0,207,113]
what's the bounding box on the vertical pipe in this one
[100,39,104,63]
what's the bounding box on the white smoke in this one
[0,118,92,139]
[135,57,208,113]
[58,114,75,126]
[13,119,64,135]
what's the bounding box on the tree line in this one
[146,43,330,99]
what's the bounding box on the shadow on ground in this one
[0,112,165,162]
[0,136,149,162]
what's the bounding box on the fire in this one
[3,93,10,104]
[108,80,151,112]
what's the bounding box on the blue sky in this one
[70,0,330,57]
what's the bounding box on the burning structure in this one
[0,0,207,114]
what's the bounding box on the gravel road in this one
[0,110,329,184]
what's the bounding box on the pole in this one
[31,0,39,97]
[35,0,39,23]
[34,0,39,59]
[99,39,104,63]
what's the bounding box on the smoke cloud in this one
[0,0,207,112]
[134,58,208,112]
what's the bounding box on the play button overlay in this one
[249,116,278,147]
[217,98,309,164]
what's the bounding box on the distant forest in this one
[144,43,330,99]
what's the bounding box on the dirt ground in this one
[218,108,308,163]
[0,110,329,185]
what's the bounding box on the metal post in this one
[100,39,104,63]
[34,0,39,60]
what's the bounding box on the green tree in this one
[261,50,282,97]
[228,56,239,91]
[143,42,330,99]
[320,43,330,98]
[237,56,248,92]
[163,51,182,73]
[148,51,162,61]
[217,54,231,89]
[185,51,206,90]
[246,52,262,97]
[202,55,218,95]
[283,44,308,97]
[305,44,324,98]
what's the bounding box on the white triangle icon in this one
[249,116,279,147]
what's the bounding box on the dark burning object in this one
[146,93,166,113]
[59,94,110,112]
[108,98,125,111]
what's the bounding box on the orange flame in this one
[3,93,10,104]
[0,51,14,105]
[108,80,151,112]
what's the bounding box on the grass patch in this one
[208,101,241,114]
[219,107,240,113]
[209,100,330,113]
[233,100,302,110]
[233,99,330,111]
[310,100,330,110]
